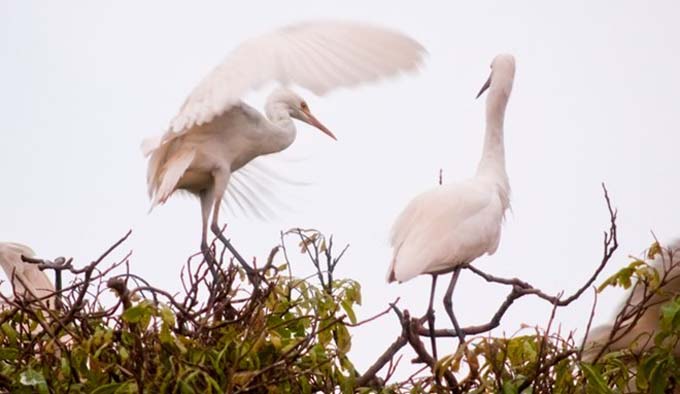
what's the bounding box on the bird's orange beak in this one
[302,107,337,140]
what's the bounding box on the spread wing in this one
[142,20,425,156]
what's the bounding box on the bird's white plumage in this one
[146,103,279,213]
[387,54,516,283]
[142,20,425,156]
[0,242,55,304]
[388,180,507,282]
[151,148,196,208]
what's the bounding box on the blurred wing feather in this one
[221,156,307,220]
[228,175,270,220]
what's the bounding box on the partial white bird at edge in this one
[0,242,55,308]
[582,238,680,361]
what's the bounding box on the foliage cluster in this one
[0,226,678,392]
[0,230,362,393]
[580,240,680,394]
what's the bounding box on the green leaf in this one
[300,376,312,394]
[202,371,222,392]
[347,282,362,305]
[179,380,195,394]
[19,368,49,394]
[318,327,333,348]
[119,346,129,362]
[502,381,519,394]
[649,359,669,394]
[581,363,613,394]
[598,260,646,291]
[175,336,188,354]
[1,323,17,345]
[121,304,149,324]
[660,298,680,332]
[522,339,538,362]
[335,324,352,354]
[91,383,122,394]
[434,353,456,377]
[116,382,139,394]
[638,353,664,389]
[232,371,256,387]
[160,305,175,326]
[340,300,357,325]
[160,324,173,345]
[639,264,662,290]
[270,331,282,349]
[60,356,71,378]
[0,347,18,360]
[647,241,662,259]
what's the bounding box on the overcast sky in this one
[2,0,679,378]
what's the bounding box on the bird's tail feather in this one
[152,149,196,208]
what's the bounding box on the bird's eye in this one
[300,101,308,110]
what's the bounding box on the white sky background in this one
[2,0,680,378]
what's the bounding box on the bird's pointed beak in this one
[476,74,492,99]
[302,108,337,140]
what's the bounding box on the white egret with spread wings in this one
[387,54,516,358]
[143,21,425,274]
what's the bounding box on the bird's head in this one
[476,54,516,99]
[267,87,337,140]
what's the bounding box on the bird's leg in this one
[209,187,256,280]
[427,274,439,362]
[199,189,220,283]
[200,239,219,281]
[209,223,252,273]
[443,267,466,345]
[210,223,256,278]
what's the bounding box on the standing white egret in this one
[143,21,425,274]
[0,242,55,307]
[387,54,516,357]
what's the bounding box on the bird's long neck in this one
[476,85,510,195]
[263,101,297,155]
